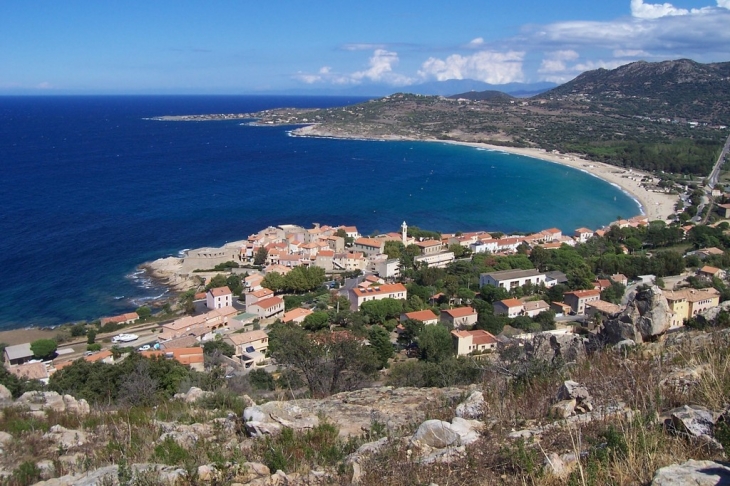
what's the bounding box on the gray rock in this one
[525,333,586,363]
[557,381,592,402]
[550,399,576,419]
[602,286,671,344]
[651,459,730,485]
[0,384,12,403]
[0,431,12,446]
[669,405,715,438]
[14,391,89,416]
[175,386,212,403]
[449,417,482,445]
[346,437,390,464]
[43,425,89,449]
[244,420,283,437]
[411,420,460,448]
[543,452,577,479]
[418,445,466,464]
[615,339,636,350]
[455,390,485,419]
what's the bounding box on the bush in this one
[86,343,102,352]
[30,339,57,360]
[249,369,276,391]
[10,461,41,486]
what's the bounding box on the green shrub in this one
[10,461,41,486]
[153,436,192,466]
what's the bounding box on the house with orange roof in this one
[523,300,550,317]
[247,296,285,320]
[563,289,601,315]
[244,273,264,292]
[440,306,478,328]
[314,249,335,272]
[7,362,50,383]
[207,286,232,310]
[339,226,361,240]
[451,329,498,356]
[348,283,407,310]
[592,279,612,291]
[279,254,304,268]
[245,287,274,307]
[282,307,314,324]
[400,309,439,325]
[141,347,204,371]
[100,312,140,326]
[414,240,444,255]
[352,237,385,257]
[574,228,594,243]
[470,238,499,254]
[333,252,367,272]
[698,265,725,280]
[224,330,269,366]
[610,274,628,286]
[159,306,238,342]
[493,298,524,318]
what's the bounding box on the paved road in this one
[700,131,730,224]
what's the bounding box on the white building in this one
[348,283,407,311]
[206,286,233,310]
[479,269,545,289]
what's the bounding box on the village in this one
[4,212,728,386]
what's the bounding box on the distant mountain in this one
[539,58,730,124]
[270,80,556,98]
[446,90,515,102]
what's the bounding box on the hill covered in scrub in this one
[2,323,730,485]
[242,59,729,175]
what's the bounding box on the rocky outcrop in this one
[525,333,586,363]
[15,391,90,416]
[0,384,12,404]
[601,286,671,344]
[173,386,213,403]
[242,386,467,438]
[455,390,484,419]
[652,459,730,485]
[43,425,90,449]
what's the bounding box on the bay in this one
[0,95,639,329]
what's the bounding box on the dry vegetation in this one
[2,330,729,485]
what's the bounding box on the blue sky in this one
[1,0,729,94]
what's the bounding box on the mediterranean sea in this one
[0,95,639,330]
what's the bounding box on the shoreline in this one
[438,140,678,222]
[291,125,677,222]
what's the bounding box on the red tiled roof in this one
[403,310,439,321]
[209,286,232,297]
[442,306,476,318]
[351,283,407,297]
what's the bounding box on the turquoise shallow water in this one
[0,95,639,329]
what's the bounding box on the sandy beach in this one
[435,140,678,223]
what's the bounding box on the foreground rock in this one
[243,386,467,438]
[652,459,730,485]
[601,286,671,344]
[525,333,586,363]
[15,391,90,416]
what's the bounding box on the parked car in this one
[137,344,151,352]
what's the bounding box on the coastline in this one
[438,140,678,222]
[291,125,677,222]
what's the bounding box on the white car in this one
[112,333,139,343]
[137,344,151,352]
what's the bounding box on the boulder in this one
[668,405,715,438]
[455,390,485,419]
[550,399,576,419]
[449,417,483,445]
[174,386,213,403]
[14,391,89,416]
[602,286,671,344]
[557,381,592,402]
[543,452,578,479]
[43,425,89,449]
[0,384,12,403]
[411,420,460,449]
[525,334,587,363]
[652,459,730,485]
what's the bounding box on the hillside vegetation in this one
[250,59,729,175]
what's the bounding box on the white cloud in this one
[341,43,387,51]
[466,38,485,48]
[36,82,54,89]
[418,50,525,84]
[630,0,689,18]
[717,0,730,7]
[293,50,413,86]
[538,51,630,83]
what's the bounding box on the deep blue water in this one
[0,96,639,330]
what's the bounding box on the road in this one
[699,131,730,224]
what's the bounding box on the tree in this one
[269,324,378,397]
[262,271,285,292]
[203,340,235,357]
[369,325,394,369]
[417,325,453,363]
[254,247,269,266]
[30,339,57,360]
[136,306,152,320]
[383,240,405,259]
[302,311,330,332]
[226,274,243,296]
[360,298,403,324]
[86,329,97,345]
[205,274,227,291]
